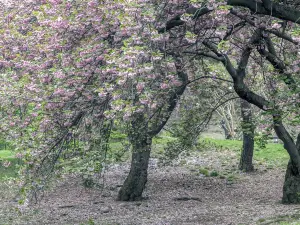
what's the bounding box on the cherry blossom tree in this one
[159,0,300,203]
[0,0,192,201]
[1,0,300,204]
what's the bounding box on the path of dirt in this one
[2,160,300,225]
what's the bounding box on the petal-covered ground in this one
[1,156,300,225]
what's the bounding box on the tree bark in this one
[282,134,300,204]
[198,22,300,204]
[282,160,300,203]
[117,56,188,201]
[239,99,254,172]
[117,138,151,201]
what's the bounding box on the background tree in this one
[159,0,300,203]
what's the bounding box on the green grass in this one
[257,213,300,224]
[0,135,290,181]
[0,150,19,180]
[0,150,15,159]
[199,138,289,167]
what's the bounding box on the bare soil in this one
[1,153,300,225]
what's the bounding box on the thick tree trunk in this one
[239,99,254,172]
[117,138,151,201]
[282,134,300,204]
[282,160,300,203]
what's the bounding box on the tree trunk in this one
[117,138,151,201]
[117,56,187,201]
[221,119,232,139]
[282,134,300,204]
[282,160,300,203]
[239,99,254,172]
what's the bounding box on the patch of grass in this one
[210,170,219,177]
[254,143,289,167]
[0,150,14,159]
[199,138,242,152]
[257,213,300,224]
[199,138,289,168]
[199,168,209,176]
[0,150,19,180]
[227,174,238,181]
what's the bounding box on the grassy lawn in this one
[0,150,19,180]
[257,213,300,224]
[199,138,289,168]
[0,137,296,225]
[0,150,14,159]
[0,136,290,181]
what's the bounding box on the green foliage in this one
[217,40,230,52]
[199,168,209,176]
[110,131,127,142]
[162,140,186,163]
[210,170,219,177]
[226,174,238,182]
[254,133,269,149]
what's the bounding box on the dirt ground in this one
[2,158,300,225]
[1,143,300,225]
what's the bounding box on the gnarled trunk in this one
[117,56,188,201]
[282,160,300,203]
[117,138,151,201]
[282,134,300,203]
[239,99,254,172]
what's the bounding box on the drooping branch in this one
[158,15,185,34]
[158,6,213,33]
[257,40,298,92]
[148,57,188,137]
[200,33,300,172]
[230,9,299,45]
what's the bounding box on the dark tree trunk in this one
[117,138,151,201]
[117,56,188,201]
[282,134,300,204]
[282,160,300,203]
[239,99,254,172]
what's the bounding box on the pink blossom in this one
[53,88,65,96]
[54,71,66,79]
[272,23,281,29]
[140,99,149,105]
[31,113,38,117]
[171,80,182,87]
[98,92,107,98]
[137,83,145,92]
[151,103,157,109]
[16,153,23,159]
[49,0,62,5]
[64,122,72,127]
[88,0,97,8]
[160,83,169,90]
